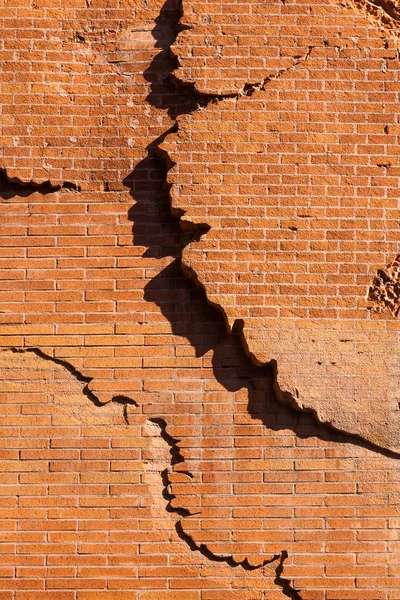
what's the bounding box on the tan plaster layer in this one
[161,9,400,451]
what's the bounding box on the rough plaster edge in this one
[4,347,138,418]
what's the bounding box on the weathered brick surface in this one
[163,0,400,452]
[1,0,400,597]
[171,0,400,95]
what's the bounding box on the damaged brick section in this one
[161,0,400,453]
[170,0,316,96]
[171,0,400,97]
[152,416,303,597]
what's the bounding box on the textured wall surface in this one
[163,0,400,451]
[1,0,400,598]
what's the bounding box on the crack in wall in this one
[0,168,80,199]
[147,263,400,460]
[241,46,314,98]
[171,43,315,101]
[7,347,138,412]
[123,0,400,591]
[150,416,303,593]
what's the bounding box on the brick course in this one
[163,0,400,451]
[0,0,400,597]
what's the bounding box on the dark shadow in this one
[0,168,80,199]
[125,129,184,259]
[144,261,400,460]
[123,0,204,259]
[141,0,198,119]
[275,551,303,600]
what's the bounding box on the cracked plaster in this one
[161,0,400,452]
[0,347,301,594]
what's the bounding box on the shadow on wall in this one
[123,0,199,259]
[123,0,400,461]
[144,260,400,459]
[0,169,80,199]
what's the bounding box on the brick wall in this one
[0,0,400,598]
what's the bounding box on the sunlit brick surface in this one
[163,0,400,451]
[1,0,400,597]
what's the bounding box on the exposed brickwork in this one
[163,0,400,452]
[1,0,400,598]
[171,0,400,95]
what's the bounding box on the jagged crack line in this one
[6,347,138,411]
[150,418,282,570]
[171,46,314,102]
[0,168,81,197]
[166,255,400,459]
[274,550,303,600]
[243,45,314,97]
[149,417,193,478]
[175,520,282,571]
